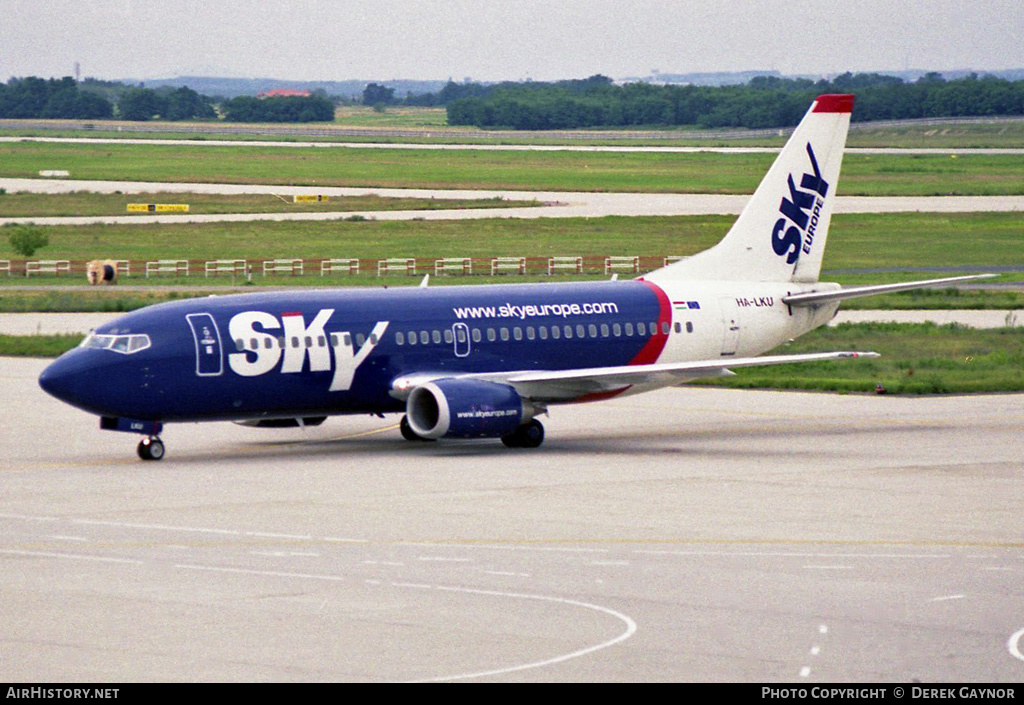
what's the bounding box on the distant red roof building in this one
[257,89,311,99]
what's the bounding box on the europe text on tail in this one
[38,94,993,459]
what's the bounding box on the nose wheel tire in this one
[501,419,545,448]
[137,437,165,461]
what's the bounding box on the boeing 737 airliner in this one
[38,94,990,459]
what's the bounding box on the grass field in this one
[0,192,534,217]
[2,211,1021,311]
[697,322,1024,394]
[7,322,1024,395]
[4,141,1024,195]
[1,211,1020,268]
[4,112,1024,148]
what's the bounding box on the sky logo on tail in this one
[771,142,830,265]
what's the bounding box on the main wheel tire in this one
[518,419,544,448]
[400,415,435,442]
[501,419,544,449]
[400,415,419,441]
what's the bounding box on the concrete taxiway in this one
[3,178,1024,227]
[2,356,1022,681]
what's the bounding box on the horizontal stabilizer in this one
[783,274,998,307]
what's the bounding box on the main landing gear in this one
[501,419,545,449]
[400,415,435,442]
[398,415,545,448]
[137,436,165,461]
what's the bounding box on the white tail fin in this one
[646,94,853,284]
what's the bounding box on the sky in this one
[2,0,1024,83]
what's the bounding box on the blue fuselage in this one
[40,280,674,424]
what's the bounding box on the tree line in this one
[0,77,333,123]
[437,73,1024,130]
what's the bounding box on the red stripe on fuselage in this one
[629,280,671,366]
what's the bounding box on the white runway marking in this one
[635,549,951,559]
[0,549,141,565]
[800,625,830,679]
[248,551,321,558]
[173,561,636,682]
[929,595,966,603]
[49,535,88,542]
[1007,628,1024,663]
[411,585,637,683]
[0,513,58,522]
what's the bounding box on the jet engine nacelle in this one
[406,379,525,439]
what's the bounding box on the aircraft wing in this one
[783,274,997,306]
[459,351,879,401]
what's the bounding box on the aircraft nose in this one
[39,354,79,404]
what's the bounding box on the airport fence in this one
[3,255,689,281]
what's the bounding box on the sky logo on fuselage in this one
[771,142,829,265]
[227,308,387,392]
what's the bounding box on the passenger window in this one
[278,336,286,348]
[526,326,535,340]
[686,321,694,333]
[576,324,585,338]
[513,327,523,341]
[420,331,429,345]
[637,322,647,336]
[343,333,352,346]
[487,328,496,342]
[444,329,454,344]
[370,333,378,345]
[408,332,417,346]
[248,338,257,349]
[355,333,365,347]
[674,322,682,334]
[432,330,441,344]
[551,326,560,340]
[500,328,510,341]
[613,323,621,337]
[539,326,548,340]
[264,338,273,349]
[588,324,597,338]
[625,323,634,336]
[318,335,326,347]
[472,328,482,343]
[662,322,670,335]
[304,336,313,348]
[396,332,405,345]
[563,325,573,339]
[600,324,609,337]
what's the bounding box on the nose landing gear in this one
[137,436,165,461]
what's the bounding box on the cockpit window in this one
[81,333,152,355]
